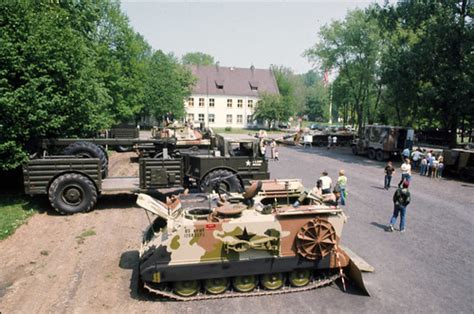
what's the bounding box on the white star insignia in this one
[246,160,252,166]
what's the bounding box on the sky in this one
[121,1,380,74]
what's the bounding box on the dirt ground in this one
[1,147,473,313]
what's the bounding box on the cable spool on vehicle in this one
[296,218,337,260]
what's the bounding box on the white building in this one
[185,65,279,128]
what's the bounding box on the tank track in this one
[143,273,341,301]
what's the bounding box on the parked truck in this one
[23,136,269,214]
[351,125,414,161]
[442,148,474,181]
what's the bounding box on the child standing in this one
[384,161,395,189]
[337,169,348,206]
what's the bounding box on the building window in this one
[187,113,194,122]
[199,98,204,107]
[188,98,194,107]
[237,114,243,124]
[208,114,215,123]
[247,115,253,124]
[209,98,215,107]
[227,99,232,108]
[237,99,243,108]
[226,114,232,124]
[248,100,253,108]
[198,113,205,122]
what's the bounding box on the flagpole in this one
[329,83,333,125]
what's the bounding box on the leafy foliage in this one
[0,1,194,170]
[182,52,215,66]
[142,51,195,121]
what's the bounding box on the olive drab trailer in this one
[23,136,269,214]
[351,125,414,161]
[135,179,373,300]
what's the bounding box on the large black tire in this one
[63,141,108,178]
[375,150,385,162]
[368,149,376,160]
[48,173,98,214]
[200,169,243,193]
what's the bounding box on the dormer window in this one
[215,79,224,89]
[249,80,258,91]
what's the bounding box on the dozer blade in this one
[340,245,373,296]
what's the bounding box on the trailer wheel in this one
[375,150,385,161]
[368,149,376,160]
[351,145,358,155]
[48,173,97,214]
[116,145,132,152]
[63,141,108,178]
[200,169,243,193]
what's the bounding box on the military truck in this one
[351,125,414,161]
[442,148,474,181]
[135,179,373,300]
[23,136,269,214]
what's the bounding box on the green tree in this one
[182,52,215,66]
[253,93,292,128]
[142,51,195,121]
[376,1,473,146]
[0,2,111,170]
[305,8,382,133]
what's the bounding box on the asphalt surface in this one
[1,145,473,313]
[161,145,474,313]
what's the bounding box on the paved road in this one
[163,145,474,313]
[1,146,473,313]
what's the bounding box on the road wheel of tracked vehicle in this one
[289,269,311,287]
[173,280,200,297]
[203,278,229,295]
[375,150,385,162]
[63,141,108,178]
[351,145,358,155]
[296,218,337,260]
[48,173,97,214]
[260,273,284,290]
[368,148,376,160]
[232,275,257,292]
[200,169,243,193]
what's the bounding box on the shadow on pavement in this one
[370,222,388,231]
[370,186,386,191]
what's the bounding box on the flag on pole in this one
[323,69,329,87]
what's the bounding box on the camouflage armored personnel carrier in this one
[136,179,372,300]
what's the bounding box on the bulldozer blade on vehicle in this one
[340,244,373,296]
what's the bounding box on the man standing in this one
[319,171,332,194]
[398,158,412,187]
[387,180,411,233]
[402,147,410,162]
[411,148,422,170]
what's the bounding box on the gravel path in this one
[0,146,473,313]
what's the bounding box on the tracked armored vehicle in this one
[136,179,372,300]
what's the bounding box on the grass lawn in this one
[0,194,38,240]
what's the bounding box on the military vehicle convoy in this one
[136,179,373,300]
[23,135,269,214]
[351,125,414,161]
